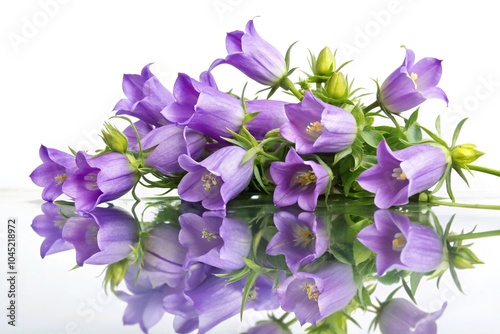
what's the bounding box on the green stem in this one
[280,77,303,100]
[363,101,379,113]
[429,199,500,210]
[382,109,403,132]
[448,230,500,242]
[468,164,500,177]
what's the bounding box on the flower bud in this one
[315,46,335,76]
[101,122,129,154]
[451,246,483,269]
[451,144,484,168]
[325,72,348,99]
[104,258,129,292]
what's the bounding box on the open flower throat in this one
[294,170,317,186]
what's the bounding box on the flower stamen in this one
[84,173,99,191]
[54,174,67,185]
[201,173,217,191]
[392,232,407,251]
[201,228,217,241]
[408,72,418,89]
[303,283,320,301]
[294,170,317,186]
[306,121,324,133]
[392,167,407,181]
[293,225,316,248]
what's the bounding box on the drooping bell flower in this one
[266,210,329,272]
[280,91,357,154]
[177,146,254,210]
[357,210,444,276]
[356,140,448,209]
[378,298,447,334]
[114,63,172,127]
[245,99,288,140]
[62,151,140,212]
[378,48,448,113]
[30,145,77,202]
[123,120,154,151]
[61,206,139,266]
[276,261,356,326]
[270,148,329,211]
[210,19,287,86]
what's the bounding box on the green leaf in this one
[240,270,260,320]
[418,124,449,148]
[451,118,468,148]
[333,147,352,166]
[406,108,419,128]
[241,147,259,165]
[242,110,260,125]
[284,41,298,71]
[353,240,373,265]
[401,277,417,304]
[410,272,424,295]
[406,124,422,143]
[351,104,366,130]
[360,130,384,148]
[435,115,441,136]
[242,257,261,272]
[452,166,470,187]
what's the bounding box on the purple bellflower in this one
[280,91,357,154]
[378,298,447,334]
[30,145,77,202]
[357,210,444,276]
[123,120,154,151]
[266,210,329,272]
[114,63,172,127]
[245,99,288,140]
[177,146,254,210]
[210,19,287,86]
[379,48,448,113]
[63,151,140,212]
[357,140,448,209]
[247,319,292,334]
[276,261,356,326]
[270,148,329,211]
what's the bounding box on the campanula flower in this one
[245,99,288,140]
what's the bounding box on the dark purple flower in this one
[30,145,76,202]
[270,148,329,211]
[140,124,206,175]
[357,140,448,209]
[276,261,356,326]
[210,19,287,86]
[61,206,139,266]
[378,298,447,334]
[114,63,173,127]
[31,202,74,258]
[178,212,251,271]
[123,120,154,151]
[245,99,288,140]
[161,73,244,140]
[63,152,140,212]
[357,210,444,276]
[280,91,357,154]
[177,146,254,210]
[379,48,448,113]
[266,210,328,272]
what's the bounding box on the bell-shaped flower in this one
[357,210,444,276]
[114,63,172,127]
[62,152,140,212]
[280,91,357,154]
[378,48,448,113]
[270,148,329,211]
[30,145,77,202]
[356,140,448,209]
[266,210,329,272]
[276,261,356,326]
[245,99,288,140]
[247,319,292,334]
[378,298,447,334]
[177,146,254,210]
[61,206,139,266]
[210,19,287,86]
[123,120,154,151]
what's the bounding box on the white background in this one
[1,0,500,333]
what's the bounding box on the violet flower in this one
[378,298,447,334]
[356,140,448,209]
[140,124,206,175]
[357,210,444,276]
[161,73,244,140]
[123,120,154,151]
[114,63,172,127]
[280,91,357,154]
[270,148,329,211]
[247,319,291,334]
[177,146,254,210]
[276,261,356,326]
[266,210,329,272]
[245,99,288,140]
[62,152,140,212]
[379,48,448,113]
[61,206,139,266]
[210,19,287,86]
[30,145,77,202]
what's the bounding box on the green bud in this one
[451,144,484,168]
[104,258,129,293]
[315,46,335,76]
[451,246,483,269]
[325,72,348,99]
[101,122,129,154]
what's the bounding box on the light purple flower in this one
[276,261,356,326]
[357,140,448,209]
[210,19,287,86]
[161,73,244,140]
[357,210,444,276]
[247,319,291,334]
[266,210,329,272]
[280,91,357,154]
[141,124,206,175]
[379,48,448,113]
[177,146,254,210]
[61,206,139,266]
[123,120,154,150]
[379,298,447,334]
[63,152,140,212]
[114,63,173,127]
[270,148,329,211]
[245,100,288,140]
[30,145,77,202]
